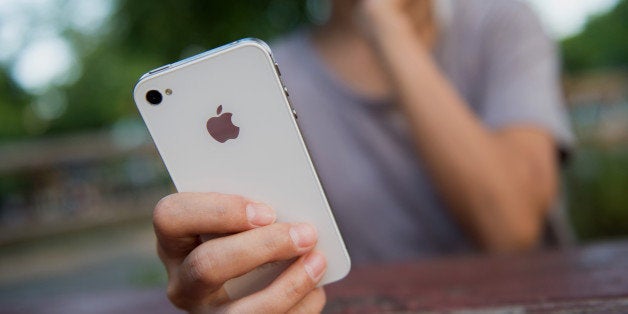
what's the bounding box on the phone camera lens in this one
[146,90,163,105]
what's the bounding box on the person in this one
[153,0,573,312]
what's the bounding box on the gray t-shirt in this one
[271,0,573,264]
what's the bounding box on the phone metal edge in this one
[133,38,352,282]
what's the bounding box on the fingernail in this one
[246,203,276,227]
[289,223,317,249]
[304,252,326,281]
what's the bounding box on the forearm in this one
[367,12,551,251]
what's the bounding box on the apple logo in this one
[206,105,240,143]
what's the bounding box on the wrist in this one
[357,7,415,44]
[359,1,411,29]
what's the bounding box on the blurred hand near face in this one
[356,0,436,48]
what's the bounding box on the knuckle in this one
[207,192,248,218]
[165,280,189,310]
[185,249,221,288]
[228,193,248,205]
[281,271,313,301]
[209,192,247,206]
[261,224,294,255]
[153,194,179,233]
[259,236,282,258]
[205,192,227,208]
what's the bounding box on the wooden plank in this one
[0,130,156,174]
[325,241,628,312]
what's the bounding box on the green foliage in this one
[565,147,628,240]
[112,1,307,61]
[562,0,628,73]
[0,71,30,138]
[0,0,309,141]
[560,0,628,242]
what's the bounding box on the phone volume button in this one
[283,86,289,97]
[292,108,298,119]
[274,62,282,76]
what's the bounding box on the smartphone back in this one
[133,40,350,298]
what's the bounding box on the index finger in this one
[153,192,276,260]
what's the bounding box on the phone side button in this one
[149,64,170,75]
[283,86,290,97]
[292,108,298,119]
[274,62,282,76]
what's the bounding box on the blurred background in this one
[0,0,627,310]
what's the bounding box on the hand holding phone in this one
[153,192,327,312]
[133,39,350,311]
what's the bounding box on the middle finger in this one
[173,222,318,301]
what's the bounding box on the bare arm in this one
[358,1,559,252]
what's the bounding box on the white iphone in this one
[133,39,350,299]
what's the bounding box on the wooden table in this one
[3,241,627,313]
[325,240,628,313]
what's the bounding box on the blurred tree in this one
[2,0,626,136]
[565,149,628,240]
[562,0,628,73]
[561,0,628,242]
[0,0,309,140]
[0,69,31,139]
[54,0,309,134]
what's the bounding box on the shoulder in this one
[478,0,546,37]
[439,0,550,61]
[446,0,545,35]
[448,0,553,61]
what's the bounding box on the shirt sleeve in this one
[478,1,574,153]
